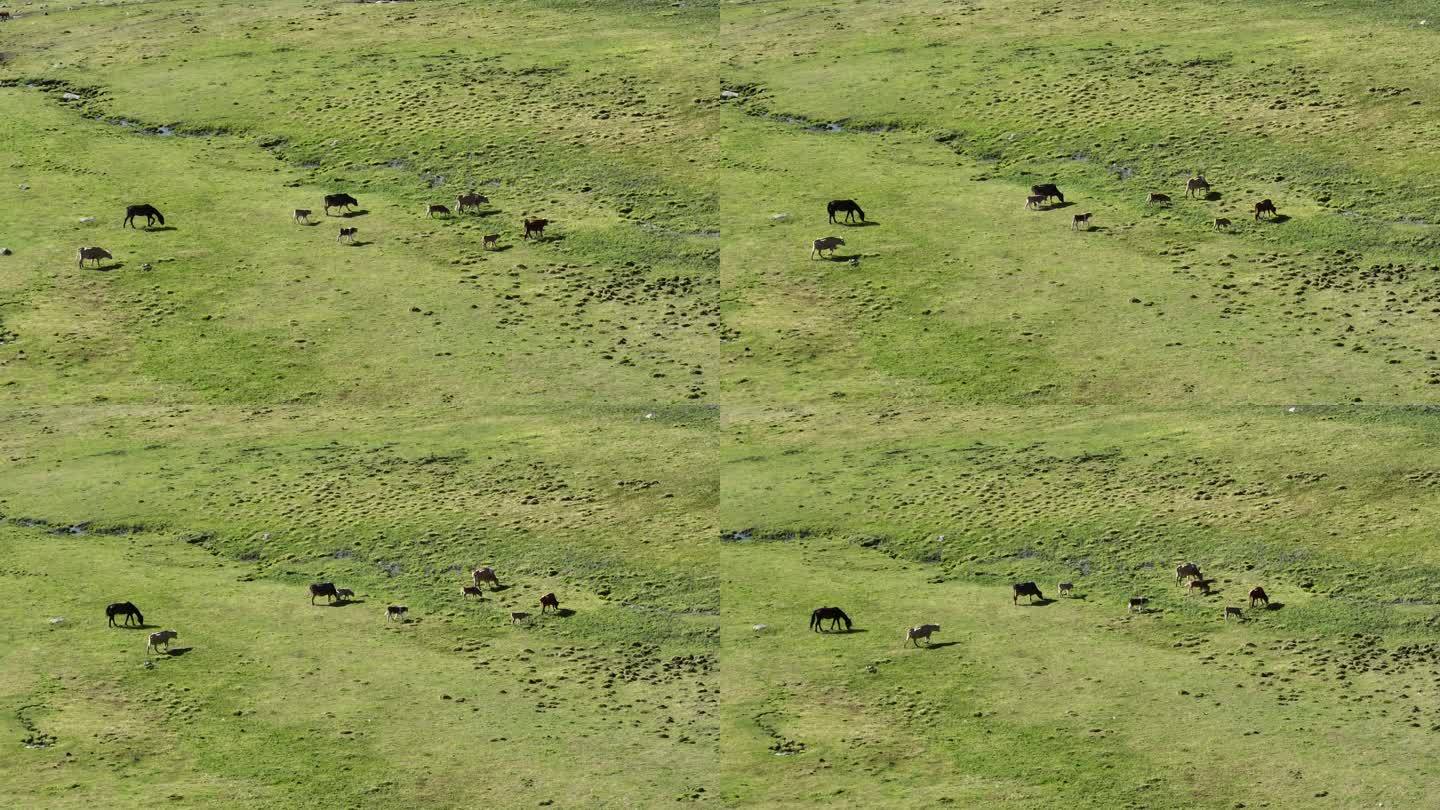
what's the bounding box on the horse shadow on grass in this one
[1267,214,1291,224]
[1203,191,1222,201]
[553,608,576,618]
[116,622,151,630]
[1265,602,1285,611]
[140,225,178,233]
[487,244,514,253]
[839,219,880,227]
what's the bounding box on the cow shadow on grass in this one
[552,608,576,618]
[1045,200,1075,210]
[923,641,962,650]
[165,647,193,657]
[327,599,366,607]
[487,244,514,253]
[345,240,373,248]
[1265,602,1285,611]
[336,209,369,218]
[1078,225,1109,233]
[90,262,125,272]
[1203,191,1222,201]
[1017,598,1057,607]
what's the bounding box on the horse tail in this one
[809,610,818,630]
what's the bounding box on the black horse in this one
[106,601,144,627]
[1030,184,1064,204]
[1012,582,1045,605]
[123,204,165,229]
[827,199,865,224]
[809,606,852,632]
[309,582,339,605]
[323,193,359,215]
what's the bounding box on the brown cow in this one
[472,567,501,590]
[1175,563,1202,584]
[77,246,113,268]
[1254,199,1277,220]
[522,218,549,239]
[427,204,451,218]
[1249,586,1269,607]
[540,593,560,613]
[483,234,500,250]
[1224,606,1243,621]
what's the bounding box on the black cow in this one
[309,582,339,605]
[106,601,144,627]
[1012,581,1045,605]
[323,193,359,215]
[827,199,865,224]
[123,204,165,229]
[1030,184,1064,204]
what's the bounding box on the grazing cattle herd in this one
[810,172,1284,261]
[77,187,551,270]
[108,563,566,657]
[808,560,1277,648]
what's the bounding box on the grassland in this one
[2,0,717,806]
[720,0,1440,806]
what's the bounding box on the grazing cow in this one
[309,582,339,605]
[293,209,313,224]
[1249,586,1269,607]
[123,204,165,229]
[809,606,852,632]
[427,204,451,218]
[77,246,113,268]
[1058,582,1074,597]
[1128,597,1150,612]
[1187,579,1212,596]
[540,593,560,613]
[905,624,940,647]
[1253,199,1277,220]
[827,199,865,224]
[324,193,359,215]
[522,218,549,239]
[1025,194,1048,209]
[1071,212,1094,230]
[510,611,530,624]
[483,234,500,250]
[337,227,358,243]
[1213,217,1232,230]
[386,605,408,621]
[472,567,501,590]
[1147,192,1171,204]
[1175,563,1203,584]
[0,11,10,21]
[462,585,483,599]
[1224,606,1244,621]
[336,588,354,600]
[1012,581,1044,605]
[456,192,489,213]
[1031,183,1064,204]
[106,601,144,627]
[146,630,178,653]
[810,236,844,259]
[1186,175,1211,198]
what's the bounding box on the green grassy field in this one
[7,0,1440,806]
[2,0,717,806]
[718,0,1440,806]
